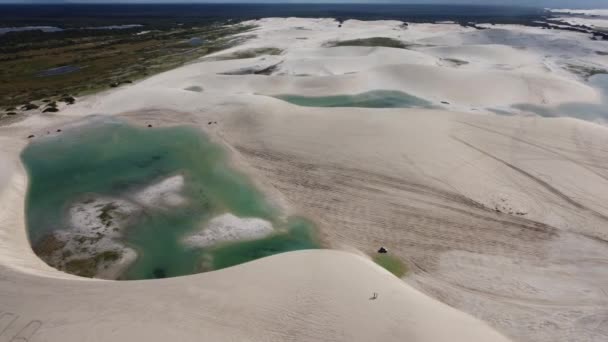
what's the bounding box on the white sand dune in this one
[0,248,510,342]
[420,44,541,69]
[277,46,438,76]
[69,57,599,115]
[2,17,608,342]
[61,20,603,118]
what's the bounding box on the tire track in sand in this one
[450,135,608,223]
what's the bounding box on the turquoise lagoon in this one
[22,118,318,280]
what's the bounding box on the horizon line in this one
[0,2,546,6]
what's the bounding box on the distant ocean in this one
[0,4,547,27]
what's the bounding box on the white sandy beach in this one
[183,213,275,248]
[132,174,187,208]
[1,16,608,342]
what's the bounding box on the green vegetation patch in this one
[443,58,469,66]
[325,37,410,49]
[184,85,203,92]
[373,254,407,278]
[96,250,121,263]
[566,64,608,80]
[207,47,283,60]
[98,202,118,227]
[64,257,97,277]
[63,251,121,278]
[0,22,256,117]
[33,233,66,257]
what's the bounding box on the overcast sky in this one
[1,0,607,9]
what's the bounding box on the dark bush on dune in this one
[61,96,76,105]
[22,103,39,110]
[43,102,59,113]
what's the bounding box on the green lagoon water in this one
[274,90,435,109]
[22,118,318,280]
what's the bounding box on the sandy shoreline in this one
[1,17,608,341]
